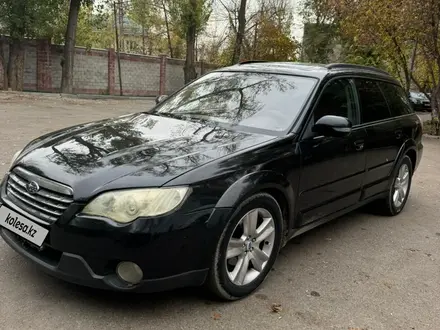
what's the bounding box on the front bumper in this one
[413,102,431,111]
[0,197,232,292]
[1,229,208,292]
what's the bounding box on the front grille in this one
[6,167,73,225]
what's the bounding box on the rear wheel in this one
[374,155,413,216]
[207,193,283,300]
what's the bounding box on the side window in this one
[313,79,359,125]
[378,82,414,116]
[355,79,391,124]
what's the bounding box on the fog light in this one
[116,262,143,285]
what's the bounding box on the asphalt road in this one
[416,111,432,123]
[0,93,439,330]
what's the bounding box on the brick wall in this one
[115,54,161,96]
[0,37,218,96]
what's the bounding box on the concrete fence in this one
[0,38,218,96]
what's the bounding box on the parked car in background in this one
[0,62,423,301]
[409,91,431,112]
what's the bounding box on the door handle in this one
[395,130,403,139]
[354,140,364,151]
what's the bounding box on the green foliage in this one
[129,0,162,29]
[254,15,299,61]
[50,3,113,49]
[217,34,236,66]
[0,0,65,38]
[168,0,212,39]
[301,22,337,63]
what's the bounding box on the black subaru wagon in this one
[0,62,423,300]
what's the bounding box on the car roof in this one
[217,61,398,84]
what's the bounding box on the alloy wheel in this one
[393,163,410,209]
[225,208,276,286]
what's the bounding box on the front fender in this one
[214,171,295,235]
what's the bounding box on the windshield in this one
[152,71,317,132]
[410,92,429,101]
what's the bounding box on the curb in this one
[423,134,440,139]
[60,93,156,101]
[0,90,156,101]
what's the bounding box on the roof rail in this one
[326,63,390,76]
[238,60,268,65]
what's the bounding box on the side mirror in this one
[312,115,352,137]
[155,95,168,105]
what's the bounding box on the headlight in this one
[10,149,23,168]
[82,187,191,223]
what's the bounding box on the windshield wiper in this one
[153,111,214,123]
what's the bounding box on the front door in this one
[298,78,367,226]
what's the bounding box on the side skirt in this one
[286,191,388,240]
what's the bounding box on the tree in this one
[231,0,247,64]
[0,0,64,90]
[299,0,340,63]
[252,13,298,61]
[61,0,104,93]
[129,0,162,55]
[161,0,175,57]
[51,3,114,50]
[335,0,415,91]
[169,0,211,83]
[407,0,440,125]
[61,0,83,93]
[328,0,440,134]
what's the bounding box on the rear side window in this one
[355,79,391,124]
[378,82,414,116]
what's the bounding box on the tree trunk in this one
[162,0,174,58]
[252,20,258,60]
[184,0,197,84]
[231,0,247,64]
[7,39,25,91]
[184,25,197,84]
[118,1,125,52]
[0,37,8,90]
[61,0,81,94]
[142,25,146,55]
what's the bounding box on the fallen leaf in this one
[271,303,282,313]
[212,312,221,320]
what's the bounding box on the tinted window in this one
[379,82,414,116]
[314,79,359,125]
[355,79,391,123]
[153,71,317,132]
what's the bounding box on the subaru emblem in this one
[26,181,40,194]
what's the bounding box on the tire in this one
[374,155,413,216]
[206,193,283,301]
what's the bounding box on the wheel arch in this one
[405,148,417,172]
[214,171,295,239]
[395,139,417,172]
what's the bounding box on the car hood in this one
[15,113,276,200]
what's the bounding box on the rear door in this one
[354,79,402,200]
[378,81,420,144]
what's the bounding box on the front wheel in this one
[207,193,283,300]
